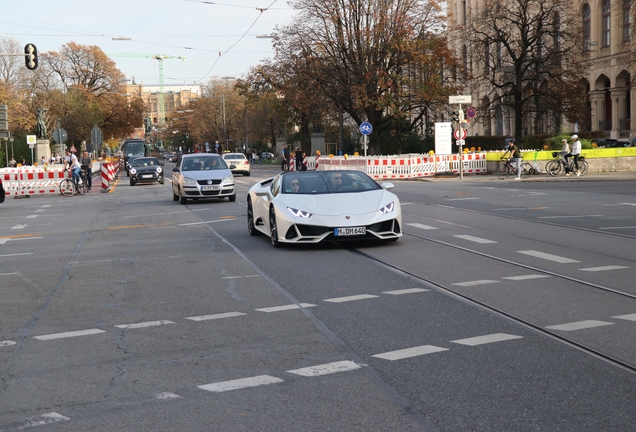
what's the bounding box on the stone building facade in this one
[448,0,634,141]
[125,84,200,125]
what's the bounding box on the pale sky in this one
[1,0,297,86]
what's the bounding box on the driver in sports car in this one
[329,173,343,191]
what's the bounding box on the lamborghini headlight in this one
[378,202,395,215]
[287,207,312,218]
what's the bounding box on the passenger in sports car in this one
[289,178,302,193]
[329,173,343,191]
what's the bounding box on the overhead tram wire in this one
[195,0,280,83]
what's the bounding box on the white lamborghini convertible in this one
[247,170,402,247]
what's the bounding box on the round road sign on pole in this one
[359,122,372,135]
[466,107,476,118]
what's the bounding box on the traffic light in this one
[451,111,461,123]
[24,43,38,70]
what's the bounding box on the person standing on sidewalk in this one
[80,151,93,190]
[571,135,582,176]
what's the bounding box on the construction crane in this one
[106,53,186,125]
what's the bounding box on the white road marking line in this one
[604,203,636,206]
[255,303,316,312]
[517,250,580,263]
[122,210,190,218]
[198,375,284,392]
[382,288,430,295]
[19,412,70,428]
[450,333,523,346]
[33,328,106,340]
[493,207,529,210]
[0,238,8,244]
[452,280,499,287]
[222,276,243,279]
[114,320,175,329]
[612,313,636,321]
[406,222,438,230]
[323,294,379,303]
[0,253,33,257]
[185,312,246,321]
[41,205,51,208]
[538,215,603,219]
[178,219,234,226]
[446,197,480,201]
[34,209,45,213]
[372,345,448,360]
[599,226,636,230]
[546,320,614,331]
[287,360,360,377]
[453,235,497,244]
[580,265,629,272]
[12,224,27,229]
[156,392,182,400]
[26,215,38,219]
[1,340,17,346]
[502,275,551,280]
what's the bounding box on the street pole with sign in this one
[360,122,372,158]
[449,95,472,179]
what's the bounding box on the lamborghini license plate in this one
[335,226,366,236]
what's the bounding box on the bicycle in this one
[59,169,88,197]
[545,152,588,177]
[497,158,535,179]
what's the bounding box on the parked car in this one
[222,153,251,176]
[261,152,275,160]
[129,157,164,186]
[246,170,402,247]
[171,154,236,204]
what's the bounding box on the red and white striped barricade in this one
[0,167,66,197]
[101,163,111,192]
[288,155,295,171]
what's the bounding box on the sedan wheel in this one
[173,190,179,201]
[179,191,187,205]
[228,194,236,202]
[247,198,258,236]
[269,207,280,247]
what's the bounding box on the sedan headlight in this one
[378,202,395,215]
[182,177,197,186]
[130,168,136,175]
[287,207,312,218]
[223,175,235,184]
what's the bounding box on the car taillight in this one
[244,161,249,165]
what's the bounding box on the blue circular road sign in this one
[360,122,373,135]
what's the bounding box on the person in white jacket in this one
[571,135,582,176]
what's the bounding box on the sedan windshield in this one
[132,158,158,167]
[282,171,381,194]
[181,156,228,171]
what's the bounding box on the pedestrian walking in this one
[295,147,303,171]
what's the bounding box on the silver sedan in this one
[171,154,236,204]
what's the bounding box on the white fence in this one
[316,153,487,179]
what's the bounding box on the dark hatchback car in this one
[129,157,165,186]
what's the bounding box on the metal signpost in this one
[360,122,372,157]
[91,125,102,155]
[449,95,472,179]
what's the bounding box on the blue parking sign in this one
[360,122,372,135]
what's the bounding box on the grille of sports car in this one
[290,219,400,241]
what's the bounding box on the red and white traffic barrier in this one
[101,163,111,191]
[0,167,66,197]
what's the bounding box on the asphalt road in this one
[2,164,636,431]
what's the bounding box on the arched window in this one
[582,4,591,51]
[602,0,611,48]
[623,0,632,42]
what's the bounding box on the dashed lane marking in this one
[198,375,284,393]
[12,224,27,229]
[579,265,629,272]
[1,340,17,347]
[502,274,551,280]
[599,226,636,230]
[18,412,70,428]
[382,288,430,295]
[33,329,106,341]
[545,320,614,332]
[517,250,580,263]
[255,303,316,312]
[450,333,523,346]
[156,392,182,401]
[185,312,246,321]
[453,234,497,244]
[107,223,171,230]
[446,197,480,201]
[612,313,636,321]
[178,219,235,226]
[406,222,438,230]
[222,274,261,279]
[323,294,379,303]
[372,345,448,361]
[0,272,18,276]
[286,360,361,377]
[538,215,603,219]
[114,320,175,329]
[452,280,499,287]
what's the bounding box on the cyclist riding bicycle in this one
[64,149,82,186]
[502,137,522,180]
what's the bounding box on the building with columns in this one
[125,84,200,125]
[447,0,635,140]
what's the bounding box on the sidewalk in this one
[247,163,636,182]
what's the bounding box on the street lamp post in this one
[10,136,13,159]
